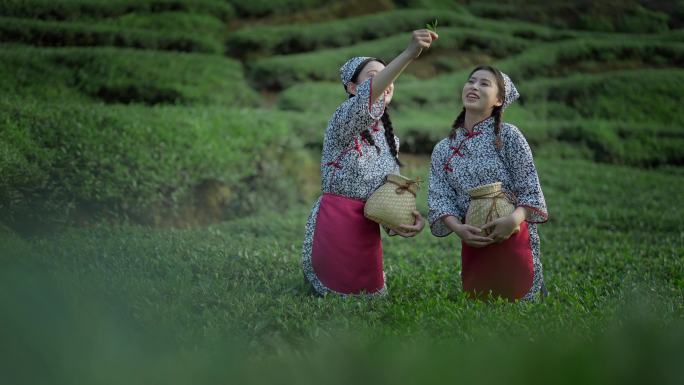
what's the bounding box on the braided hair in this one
[349,58,402,166]
[450,65,506,148]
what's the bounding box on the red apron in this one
[311,193,384,294]
[461,221,534,301]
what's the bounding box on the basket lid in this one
[467,182,502,198]
[385,174,420,196]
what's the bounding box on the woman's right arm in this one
[329,30,438,144]
[370,29,437,102]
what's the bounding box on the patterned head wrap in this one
[339,56,376,94]
[500,71,519,110]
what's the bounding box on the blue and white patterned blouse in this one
[428,117,548,300]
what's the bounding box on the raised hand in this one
[405,29,439,59]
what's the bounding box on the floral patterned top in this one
[301,77,400,296]
[428,117,548,236]
[428,116,549,300]
[320,77,400,199]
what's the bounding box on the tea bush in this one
[0,101,311,227]
[249,27,530,89]
[227,9,562,58]
[0,0,234,21]
[0,45,258,106]
[0,16,223,53]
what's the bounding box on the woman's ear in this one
[346,82,357,95]
[495,98,503,107]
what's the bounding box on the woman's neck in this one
[463,110,491,132]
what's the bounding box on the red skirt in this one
[311,193,384,294]
[461,221,534,301]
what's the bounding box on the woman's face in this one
[349,61,394,104]
[461,69,502,113]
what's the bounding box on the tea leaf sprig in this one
[426,19,438,33]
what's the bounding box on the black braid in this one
[492,105,503,148]
[381,110,402,166]
[348,58,401,167]
[450,108,466,139]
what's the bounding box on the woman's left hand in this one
[395,210,425,238]
[481,215,519,243]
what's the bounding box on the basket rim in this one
[467,181,502,197]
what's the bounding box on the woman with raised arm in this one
[301,29,437,297]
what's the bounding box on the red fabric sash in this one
[461,221,534,301]
[311,193,384,294]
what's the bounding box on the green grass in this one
[462,0,672,32]
[226,0,336,17]
[521,69,684,125]
[2,156,683,383]
[0,45,258,105]
[0,101,315,230]
[99,11,225,38]
[0,0,235,21]
[0,16,224,53]
[249,27,531,89]
[227,8,566,59]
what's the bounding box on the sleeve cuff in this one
[367,77,385,120]
[429,213,461,237]
[518,204,548,224]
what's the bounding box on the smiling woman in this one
[300,29,439,297]
[428,65,549,302]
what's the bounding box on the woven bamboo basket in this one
[465,182,519,235]
[364,174,420,231]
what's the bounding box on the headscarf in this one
[500,71,519,110]
[339,56,378,95]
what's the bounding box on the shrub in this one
[0,17,223,53]
[0,101,312,228]
[0,45,259,106]
[101,11,225,39]
[228,9,565,59]
[249,27,530,89]
[522,69,684,126]
[0,0,235,21]
[226,0,335,17]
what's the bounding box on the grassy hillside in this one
[1,1,683,381]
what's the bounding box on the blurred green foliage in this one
[0,101,312,229]
[226,0,337,18]
[0,16,224,53]
[0,0,235,20]
[0,45,258,105]
[249,27,531,89]
[2,157,683,384]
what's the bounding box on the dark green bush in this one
[0,0,234,21]
[101,11,225,39]
[226,0,335,17]
[0,100,311,228]
[249,27,530,90]
[500,39,684,81]
[463,0,671,33]
[0,45,258,106]
[522,69,684,126]
[0,17,223,53]
[228,9,565,59]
